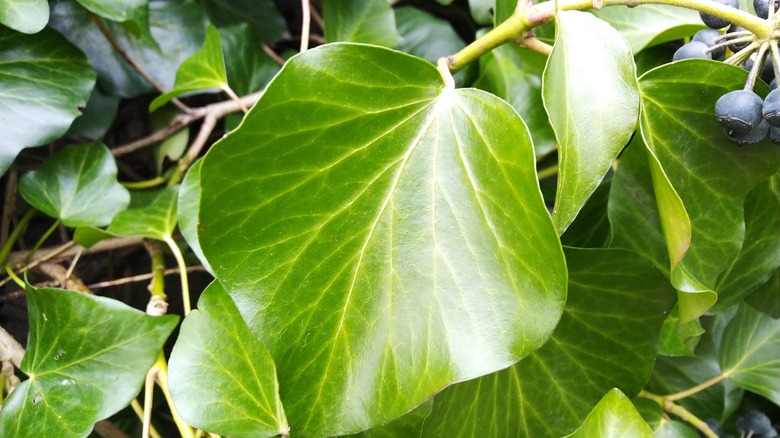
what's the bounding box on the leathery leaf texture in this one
[198,42,567,436]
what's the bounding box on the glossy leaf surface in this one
[199,43,566,436]
[543,10,639,234]
[593,5,703,54]
[18,142,130,228]
[107,187,178,240]
[151,24,228,111]
[323,0,400,47]
[422,248,676,437]
[565,389,653,437]
[169,281,287,437]
[0,286,178,437]
[178,159,212,272]
[0,27,96,176]
[0,0,48,33]
[638,60,780,318]
[720,304,780,405]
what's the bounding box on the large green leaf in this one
[150,24,228,111]
[198,43,566,436]
[565,389,653,437]
[748,269,780,318]
[719,304,780,406]
[0,27,96,176]
[343,401,432,438]
[0,286,178,437]
[638,60,780,318]
[543,10,639,234]
[49,0,208,98]
[168,281,287,437]
[592,5,703,54]
[18,142,130,228]
[473,39,556,157]
[0,0,48,33]
[323,0,400,47]
[421,248,676,437]
[178,159,212,273]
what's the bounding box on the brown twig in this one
[310,4,324,29]
[88,12,193,114]
[262,43,286,66]
[111,115,193,156]
[86,266,206,290]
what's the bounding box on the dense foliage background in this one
[0,0,778,437]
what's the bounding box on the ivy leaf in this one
[421,248,676,437]
[657,306,704,356]
[168,281,287,437]
[720,304,780,406]
[178,160,212,273]
[394,6,466,83]
[220,23,280,96]
[0,27,96,177]
[543,10,639,234]
[592,5,704,54]
[560,180,612,248]
[748,269,780,318]
[473,39,557,157]
[198,0,287,43]
[49,0,208,98]
[565,389,653,437]
[151,24,229,111]
[0,286,178,437]
[199,43,566,436]
[323,0,400,47]
[342,401,432,438]
[107,187,178,240]
[18,142,130,228]
[638,60,780,319]
[74,0,152,43]
[0,0,48,33]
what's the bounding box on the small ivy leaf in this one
[0,285,178,438]
[150,24,229,112]
[178,159,213,273]
[592,5,704,54]
[323,0,401,47]
[220,23,281,96]
[657,305,704,356]
[0,0,48,33]
[107,187,179,240]
[199,43,566,436]
[168,281,287,437]
[18,142,130,228]
[0,26,96,177]
[564,389,654,438]
[543,10,640,235]
[74,0,155,46]
[719,304,780,406]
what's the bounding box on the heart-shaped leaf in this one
[18,142,130,228]
[543,10,639,234]
[564,389,653,438]
[0,0,48,33]
[323,0,400,47]
[198,43,566,436]
[151,24,229,111]
[106,187,178,240]
[168,281,287,437]
[421,248,676,437]
[592,5,704,54]
[0,26,96,176]
[638,60,780,319]
[720,304,780,406]
[0,286,178,437]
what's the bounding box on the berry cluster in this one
[699,411,778,438]
[673,0,780,145]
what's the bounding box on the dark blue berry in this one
[736,411,776,435]
[754,0,778,17]
[674,41,713,61]
[701,0,740,29]
[716,90,764,133]
[763,88,780,126]
[726,119,769,145]
[692,28,726,59]
[727,25,753,52]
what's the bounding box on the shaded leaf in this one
[220,23,280,96]
[468,0,494,24]
[178,159,212,273]
[66,88,121,140]
[198,43,566,436]
[75,0,152,43]
[543,10,639,234]
[342,401,432,438]
[18,142,130,228]
[565,389,653,437]
[0,27,96,176]
[592,5,703,54]
[323,0,400,47]
[421,248,676,437]
[107,187,178,240]
[638,60,780,319]
[657,306,704,356]
[197,0,286,42]
[633,398,700,438]
[720,304,780,406]
[0,286,178,437]
[151,24,229,111]
[168,281,287,437]
[0,0,48,33]
[560,179,612,248]
[49,0,208,98]
[473,38,556,157]
[747,269,780,318]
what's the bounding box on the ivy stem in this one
[221,84,248,113]
[744,43,770,91]
[639,390,719,438]
[163,234,191,315]
[300,0,311,53]
[770,39,780,80]
[665,373,726,401]
[142,365,158,438]
[0,209,36,266]
[131,400,162,438]
[537,164,559,180]
[23,218,61,264]
[153,353,195,438]
[121,177,167,190]
[144,240,169,316]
